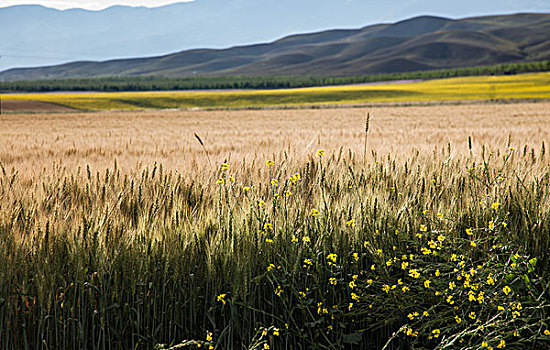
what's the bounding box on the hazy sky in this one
[0,0,191,10]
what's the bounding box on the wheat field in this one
[1,102,549,177]
[1,102,549,349]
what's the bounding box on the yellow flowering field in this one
[3,72,550,111]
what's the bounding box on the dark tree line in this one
[1,60,548,92]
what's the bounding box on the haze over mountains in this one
[1,12,549,81]
[1,0,549,72]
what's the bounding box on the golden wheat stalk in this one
[363,112,370,163]
[194,133,212,166]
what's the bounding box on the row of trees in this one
[1,60,548,92]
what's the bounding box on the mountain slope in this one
[1,13,549,80]
[1,0,550,71]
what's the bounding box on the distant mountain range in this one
[1,0,550,71]
[1,12,549,81]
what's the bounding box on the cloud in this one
[0,0,192,10]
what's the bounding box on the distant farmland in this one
[3,72,550,112]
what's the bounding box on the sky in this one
[0,0,191,10]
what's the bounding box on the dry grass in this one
[1,102,549,177]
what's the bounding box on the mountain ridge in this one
[1,12,549,81]
[2,0,549,71]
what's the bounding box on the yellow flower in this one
[216,294,226,305]
[489,219,495,230]
[420,224,428,232]
[273,328,280,336]
[309,208,319,216]
[409,269,420,279]
[432,329,440,338]
[492,202,501,211]
[437,235,446,243]
[424,280,431,288]
[352,252,359,261]
[206,332,213,342]
[285,190,292,197]
[401,261,409,270]
[221,162,230,171]
[477,291,485,304]
[264,223,273,230]
[503,286,512,295]
[435,269,440,277]
[544,330,550,336]
[455,316,461,323]
[265,238,274,243]
[423,311,429,317]
[402,286,410,292]
[267,264,275,271]
[469,311,477,319]
[302,236,311,243]
[227,176,235,182]
[421,247,432,255]
[264,344,270,350]
[216,178,224,184]
[303,258,313,268]
[266,160,275,167]
[382,284,390,293]
[243,186,250,192]
[471,241,477,247]
[346,219,355,228]
[271,178,278,187]
[327,253,338,263]
[291,235,298,243]
[466,228,473,235]
[349,281,356,289]
[446,295,454,305]
[329,277,337,285]
[449,282,456,290]
[274,285,283,297]
[497,339,505,348]
[259,200,266,207]
[316,149,325,157]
